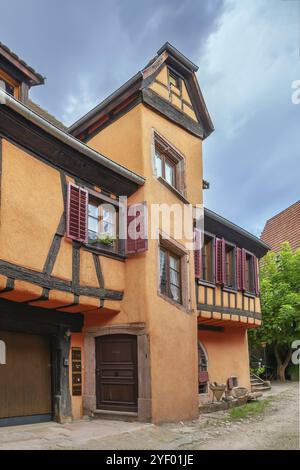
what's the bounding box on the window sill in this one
[244,291,256,298]
[223,286,237,294]
[83,243,126,261]
[157,291,190,314]
[157,176,189,204]
[197,280,216,288]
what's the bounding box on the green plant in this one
[250,366,266,377]
[90,233,116,246]
[249,242,300,381]
[229,398,272,420]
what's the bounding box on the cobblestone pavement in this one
[0,381,298,450]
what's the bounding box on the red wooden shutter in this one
[241,248,246,290]
[199,371,209,384]
[253,256,260,295]
[222,238,226,283]
[236,248,242,290]
[215,238,225,284]
[126,202,148,254]
[194,228,202,279]
[66,183,88,243]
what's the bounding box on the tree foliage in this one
[249,242,300,380]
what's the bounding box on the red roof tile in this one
[261,200,300,252]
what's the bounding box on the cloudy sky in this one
[1,0,299,236]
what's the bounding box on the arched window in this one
[198,342,208,394]
[0,340,6,365]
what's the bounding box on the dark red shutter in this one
[236,248,242,290]
[194,228,202,279]
[222,238,226,283]
[241,248,246,290]
[126,202,148,254]
[253,256,260,296]
[236,248,246,290]
[215,238,225,284]
[199,371,209,384]
[66,183,88,243]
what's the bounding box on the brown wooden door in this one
[96,335,138,412]
[0,331,52,419]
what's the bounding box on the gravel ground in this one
[0,381,298,450]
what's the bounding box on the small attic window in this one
[168,69,181,90]
[0,69,19,99]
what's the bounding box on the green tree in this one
[249,242,300,381]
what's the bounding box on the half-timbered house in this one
[0,42,268,425]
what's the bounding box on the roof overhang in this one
[0,88,144,196]
[0,42,44,86]
[68,72,142,135]
[204,208,270,258]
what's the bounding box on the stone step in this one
[251,385,271,392]
[250,380,263,385]
[92,409,139,422]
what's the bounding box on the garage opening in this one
[0,331,52,426]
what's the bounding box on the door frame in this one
[83,323,151,421]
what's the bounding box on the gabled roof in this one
[0,42,44,86]
[261,200,300,252]
[69,42,214,141]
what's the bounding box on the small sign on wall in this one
[72,347,82,396]
[0,340,6,365]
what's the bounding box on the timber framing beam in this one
[0,298,83,333]
[0,259,123,301]
[197,303,262,321]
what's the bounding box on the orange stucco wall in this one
[0,140,63,271]
[0,138,125,310]
[198,327,251,398]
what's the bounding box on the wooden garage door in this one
[96,335,138,412]
[0,331,52,420]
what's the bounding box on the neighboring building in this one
[261,200,300,252]
[0,42,268,426]
[197,209,268,398]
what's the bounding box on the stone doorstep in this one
[92,410,139,422]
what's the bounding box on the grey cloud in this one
[0,0,226,123]
[0,0,297,236]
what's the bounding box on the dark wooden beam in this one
[142,88,204,139]
[197,303,262,320]
[198,324,224,332]
[0,298,83,333]
[0,259,124,300]
[51,329,72,423]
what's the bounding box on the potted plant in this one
[90,233,117,251]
